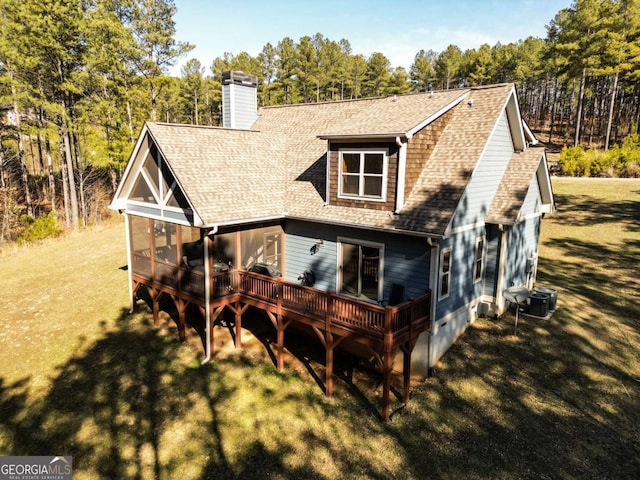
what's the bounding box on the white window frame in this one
[337,237,385,303]
[439,247,452,300]
[338,148,388,202]
[473,236,485,284]
[263,231,282,266]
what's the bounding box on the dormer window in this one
[339,148,388,201]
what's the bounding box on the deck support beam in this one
[129,271,431,422]
[175,297,189,342]
[325,292,335,397]
[402,344,411,403]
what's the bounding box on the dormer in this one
[317,91,467,213]
[323,138,400,211]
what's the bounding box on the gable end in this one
[405,108,456,201]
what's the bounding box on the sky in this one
[171,0,573,76]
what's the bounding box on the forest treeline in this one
[1,0,640,246]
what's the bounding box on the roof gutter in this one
[200,213,286,230]
[285,214,444,240]
[317,133,407,141]
[395,136,407,212]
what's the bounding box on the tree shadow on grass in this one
[0,307,340,479]
[552,192,640,232]
[382,309,640,479]
[539,237,639,329]
[2,303,639,479]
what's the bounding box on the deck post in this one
[149,288,161,327]
[276,281,284,371]
[176,298,188,342]
[381,307,394,421]
[325,292,334,397]
[402,344,411,403]
[403,298,417,403]
[234,300,242,349]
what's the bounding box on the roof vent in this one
[222,71,258,129]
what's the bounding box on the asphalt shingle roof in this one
[486,146,546,224]
[146,123,286,224]
[141,83,527,235]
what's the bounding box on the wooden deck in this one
[130,265,431,421]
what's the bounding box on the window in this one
[473,237,485,283]
[339,149,388,200]
[128,141,190,212]
[264,231,282,266]
[439,247,452,300]
[339,239,383,302]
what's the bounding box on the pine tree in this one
[129,0,193,121]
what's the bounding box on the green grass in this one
[1,179,639,479]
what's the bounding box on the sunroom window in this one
[339,149,388,201]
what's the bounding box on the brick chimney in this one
[221,71,258,129]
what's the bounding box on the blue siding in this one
[451,112,514,229]
[284,220,430,302]
[503,217,541,288]
[483,224,501,297]
[435,226,486,319]
[284,221,338,291]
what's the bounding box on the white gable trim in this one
[109,123,203,226]
[537,153,555,213]
[110,123,151,210]
[505,87,527,151]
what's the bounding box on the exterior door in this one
[339,240,382,302]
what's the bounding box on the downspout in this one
[395,136,407,212]
[324,140,330,206]
[427,237,439,373]
[201,225,219,364]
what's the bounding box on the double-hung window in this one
[439,247,452,300]
[473,237,485,283]
[339,149,388,201]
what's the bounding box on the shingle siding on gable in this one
[328,141,398,211]
[451,111,514,229]
[404,108,454,200]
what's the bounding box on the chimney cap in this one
[222,70,258,87]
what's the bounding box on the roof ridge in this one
[149,122,258,132]
[259,86,472,111]
[469,83,512,91]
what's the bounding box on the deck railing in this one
[131,259,430,341]
[237,271,430,340]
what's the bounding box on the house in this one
[110,71,555,420]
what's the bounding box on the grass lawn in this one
[0,178,639,479]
